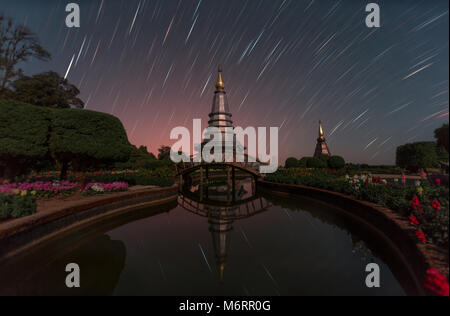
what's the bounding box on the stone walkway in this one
[36,185,157,214]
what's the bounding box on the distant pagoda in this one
[314,121,331,158]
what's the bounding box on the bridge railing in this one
[178,194,271,220]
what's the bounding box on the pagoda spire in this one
[318,120,325,140]
[216,65,225,91]
[314,120,331,158]
[208,65,233,130]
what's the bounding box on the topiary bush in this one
[285,157,299,168]
[327,156,346,169]
[1,100,133,181]
[50,108,131,178]
[298,157,309,168]
[307,157,327,168]
[0,99,52,179]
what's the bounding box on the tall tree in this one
[0,14,50,96]
[12,71,84,108]
[434,124,449,153]
[396,142,438,172]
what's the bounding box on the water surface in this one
[0,179,408,296]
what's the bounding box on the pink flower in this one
[401,174,406,184]
[435,178,441,186]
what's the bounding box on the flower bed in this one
[424,268,449,296]
[21,168,175,188]
[83,169,175,187]
[265,168,449,296]
[0,181,78,198]
[82,182,129,195]
[265,169,449,247]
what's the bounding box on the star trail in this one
[0,0,448,164]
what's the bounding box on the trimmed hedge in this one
[0,100,131,179]
[0,100,52,178]
[50,108,131,166]
[307,157,327,168]
[285,157,299,168]
[298,157,309,168]
[0,100,51,158]
[327,156,345,169]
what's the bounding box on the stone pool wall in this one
[0,185,179,260]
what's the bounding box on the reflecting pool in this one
[0,178,413,296]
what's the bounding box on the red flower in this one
[416,230,427,243]
[435,178,441,186]
[424,268,449,296]
[365,179,369,185]
[409,216,420,226]
[431,199,441,211]
[412,196,420,210]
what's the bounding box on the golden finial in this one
[216,65,225,91]
[319,120,325,140]
[219,262,226,282]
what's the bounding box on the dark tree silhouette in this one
[0,14,50,96]
[434,124,449,153]
[158,145,172,160]
[12,71,84,108]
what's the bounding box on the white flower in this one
[414,180,421,187]
[91,183,105,192]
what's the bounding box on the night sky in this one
[0,0,448,164]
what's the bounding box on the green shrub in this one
[298,157,309,168]
[327,156,345,169]
[114,145,163,170]
[0,194,37,220]
[285,157,299,168]
[307,157,327,168]
[0,200,11,219]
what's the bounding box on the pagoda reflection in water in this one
[178,178,270,281]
